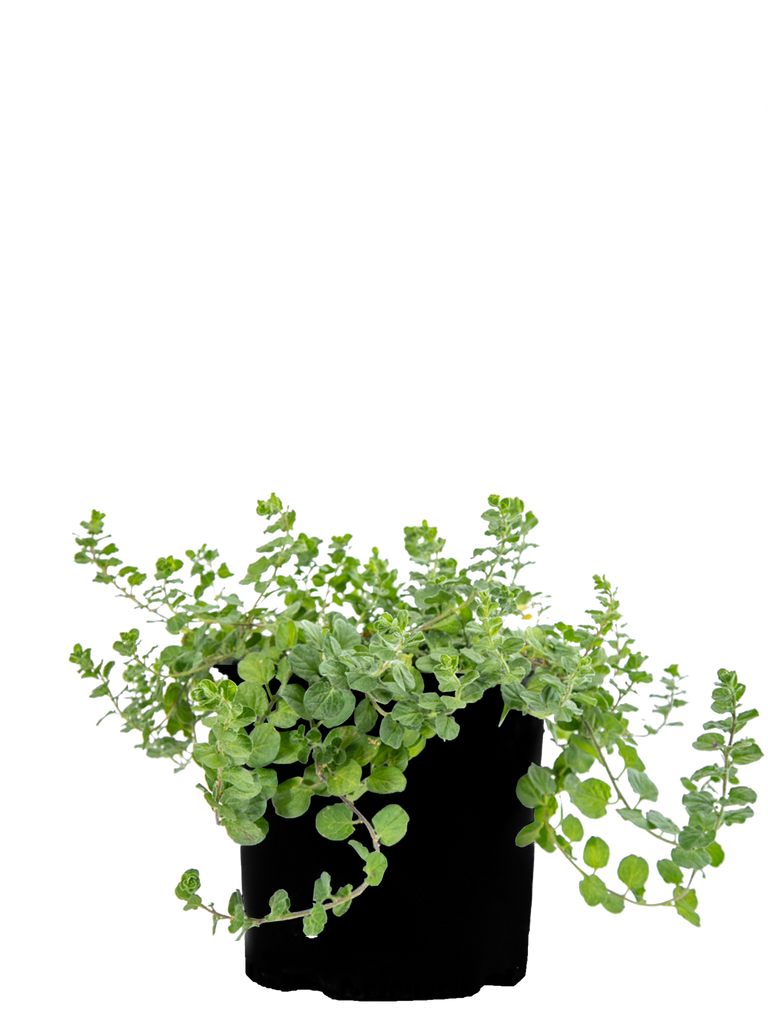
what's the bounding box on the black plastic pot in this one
[215,662,543,1002]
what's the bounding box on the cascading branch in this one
[70,493,761,939]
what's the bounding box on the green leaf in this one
[167,696,196,737]
[601,893,625,915]
[372,804,410,846]
[221,766,263,796]
[406,512,446,567]
[579,874,608,907]
[365,766,407,794]
[723,806,754,825]
[516,763,556,808]
[347,838,369,861]
[288,644,323,685]
[304,680,354,724]
[380,714,406,749]
[233,677,269,718]
[671,845,712,870]
[301,621,325,648]
[316,803,356,841]
[237,653,275,687]
[618,855,649,892]
[515,822,542,847]
[193,744,230,770]
[708,839,729,864]
[267,698,299,729]
[657,859,683,885]
[223,815,269,845]
[617,808,655,832]
[616,739,645,771]
[160,645,188,669]
[273,778,312,818]
[313,871,333,903]
[731,741,763,765]
[276,620,299,652]
[175,868,201,901]
[726,786,757,805]
[239,556,270,585]
[325,759,363,797]
[265,888,291,922]
[273,680,303,716]
[330,615,361,650]
[564,735,596,773]
[734,708,759,732]
[692,732,727,752]
[246,724,281,768]
[147,737,191,761]
[584,837,610,869]
[220,731,252,763]
[645,810,680,835]
[303,901,328,938]
[571,778,611,818]
[390,700,424,730]
[155,555,183,580]
[363,851,388,886]
[562,815,584,842]
[227,888,245,932]
[329,884,354,916]
[673,886,700,926]
[434,714,460,741]
[627,768,659,802]
[89,683,110,698]
[319,656,350,689]
[348,671,380,694]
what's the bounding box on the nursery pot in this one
[215,662,543,1002]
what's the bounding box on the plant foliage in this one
[70,494,761,940]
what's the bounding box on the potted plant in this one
[70,493,761,1002]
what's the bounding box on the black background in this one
[67,475,765,1003]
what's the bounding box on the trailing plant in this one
[70,493,761,939]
